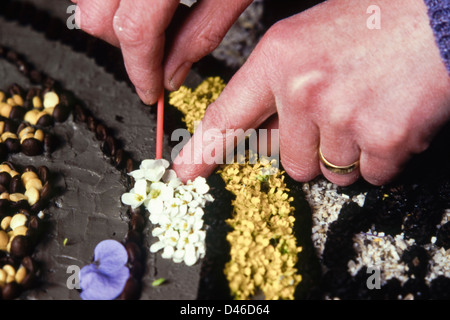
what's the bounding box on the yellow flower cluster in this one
[219,156,302,300]
[169,77,302,300]
[168,76,225,133]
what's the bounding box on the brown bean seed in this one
[74,104,88,123]
[36,113,53,127]
[9,106,25,120]
[21,138,43,156]
[2,281,20,300]
[10,235,30,258]
[38,166,49,183]
[40,181,52,200]
[9,176,24,193]
[53,104,70,122]
[0,171,11,188]
[4,138,20,154]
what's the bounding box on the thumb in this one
[172,48,276,182]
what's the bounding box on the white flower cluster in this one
[121,159,214,266]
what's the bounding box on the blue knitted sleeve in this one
[424,0,450,74]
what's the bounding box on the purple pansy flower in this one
[79,239,130,300]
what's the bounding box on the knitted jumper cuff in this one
[424,0,450,74]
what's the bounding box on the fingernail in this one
[169,62,192,91]
[136,88,156,105]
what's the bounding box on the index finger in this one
[113,0,179,104]
[172,48,276,181]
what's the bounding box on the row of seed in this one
[0,163,47,299]
[169,77,302,300]
[1,44,145,299]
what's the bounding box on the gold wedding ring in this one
[318,147,359,175]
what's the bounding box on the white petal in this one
[193,219,204,231]
[148,198,164,215]
[193,177,209,194]
[152,227,165,237]
[145,167,166,182]
[160,185,174,201]
[134,179,148,196]
[173,249,185,263]
[150,241,165,253]
[162,245,175,259]
[129,169,145,180]
[149,212,161,225]
[162,169,178,183]
[121,193,141,208]
[184,244,198,266]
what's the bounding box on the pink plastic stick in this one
[156,92,164,160]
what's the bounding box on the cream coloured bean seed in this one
[1,132,17,141]
[43,92,59,109]
[0,103,12,118]
[1,216,11,230]
[25,178,43,191]
[24,109,39,125]
[6,274,14,283]
[0,164,11,173]
[20,133,34,144]
[12,95,24,107]
[0,269,6,283]
[0,192,9,200]
[34,129,44,142]
[15,266,26,284]
[32,96,42,109]
[13,225,28,237]
[0,230,8,251]
[9,193,28,203]
[18,126,35,139]
[9,171,20,178]
[6,235,14,252]
[3,265,15,277]
[25,187,39,206]
[44,107,55,116]
[9,213,27,230]
[21,171,38,184]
